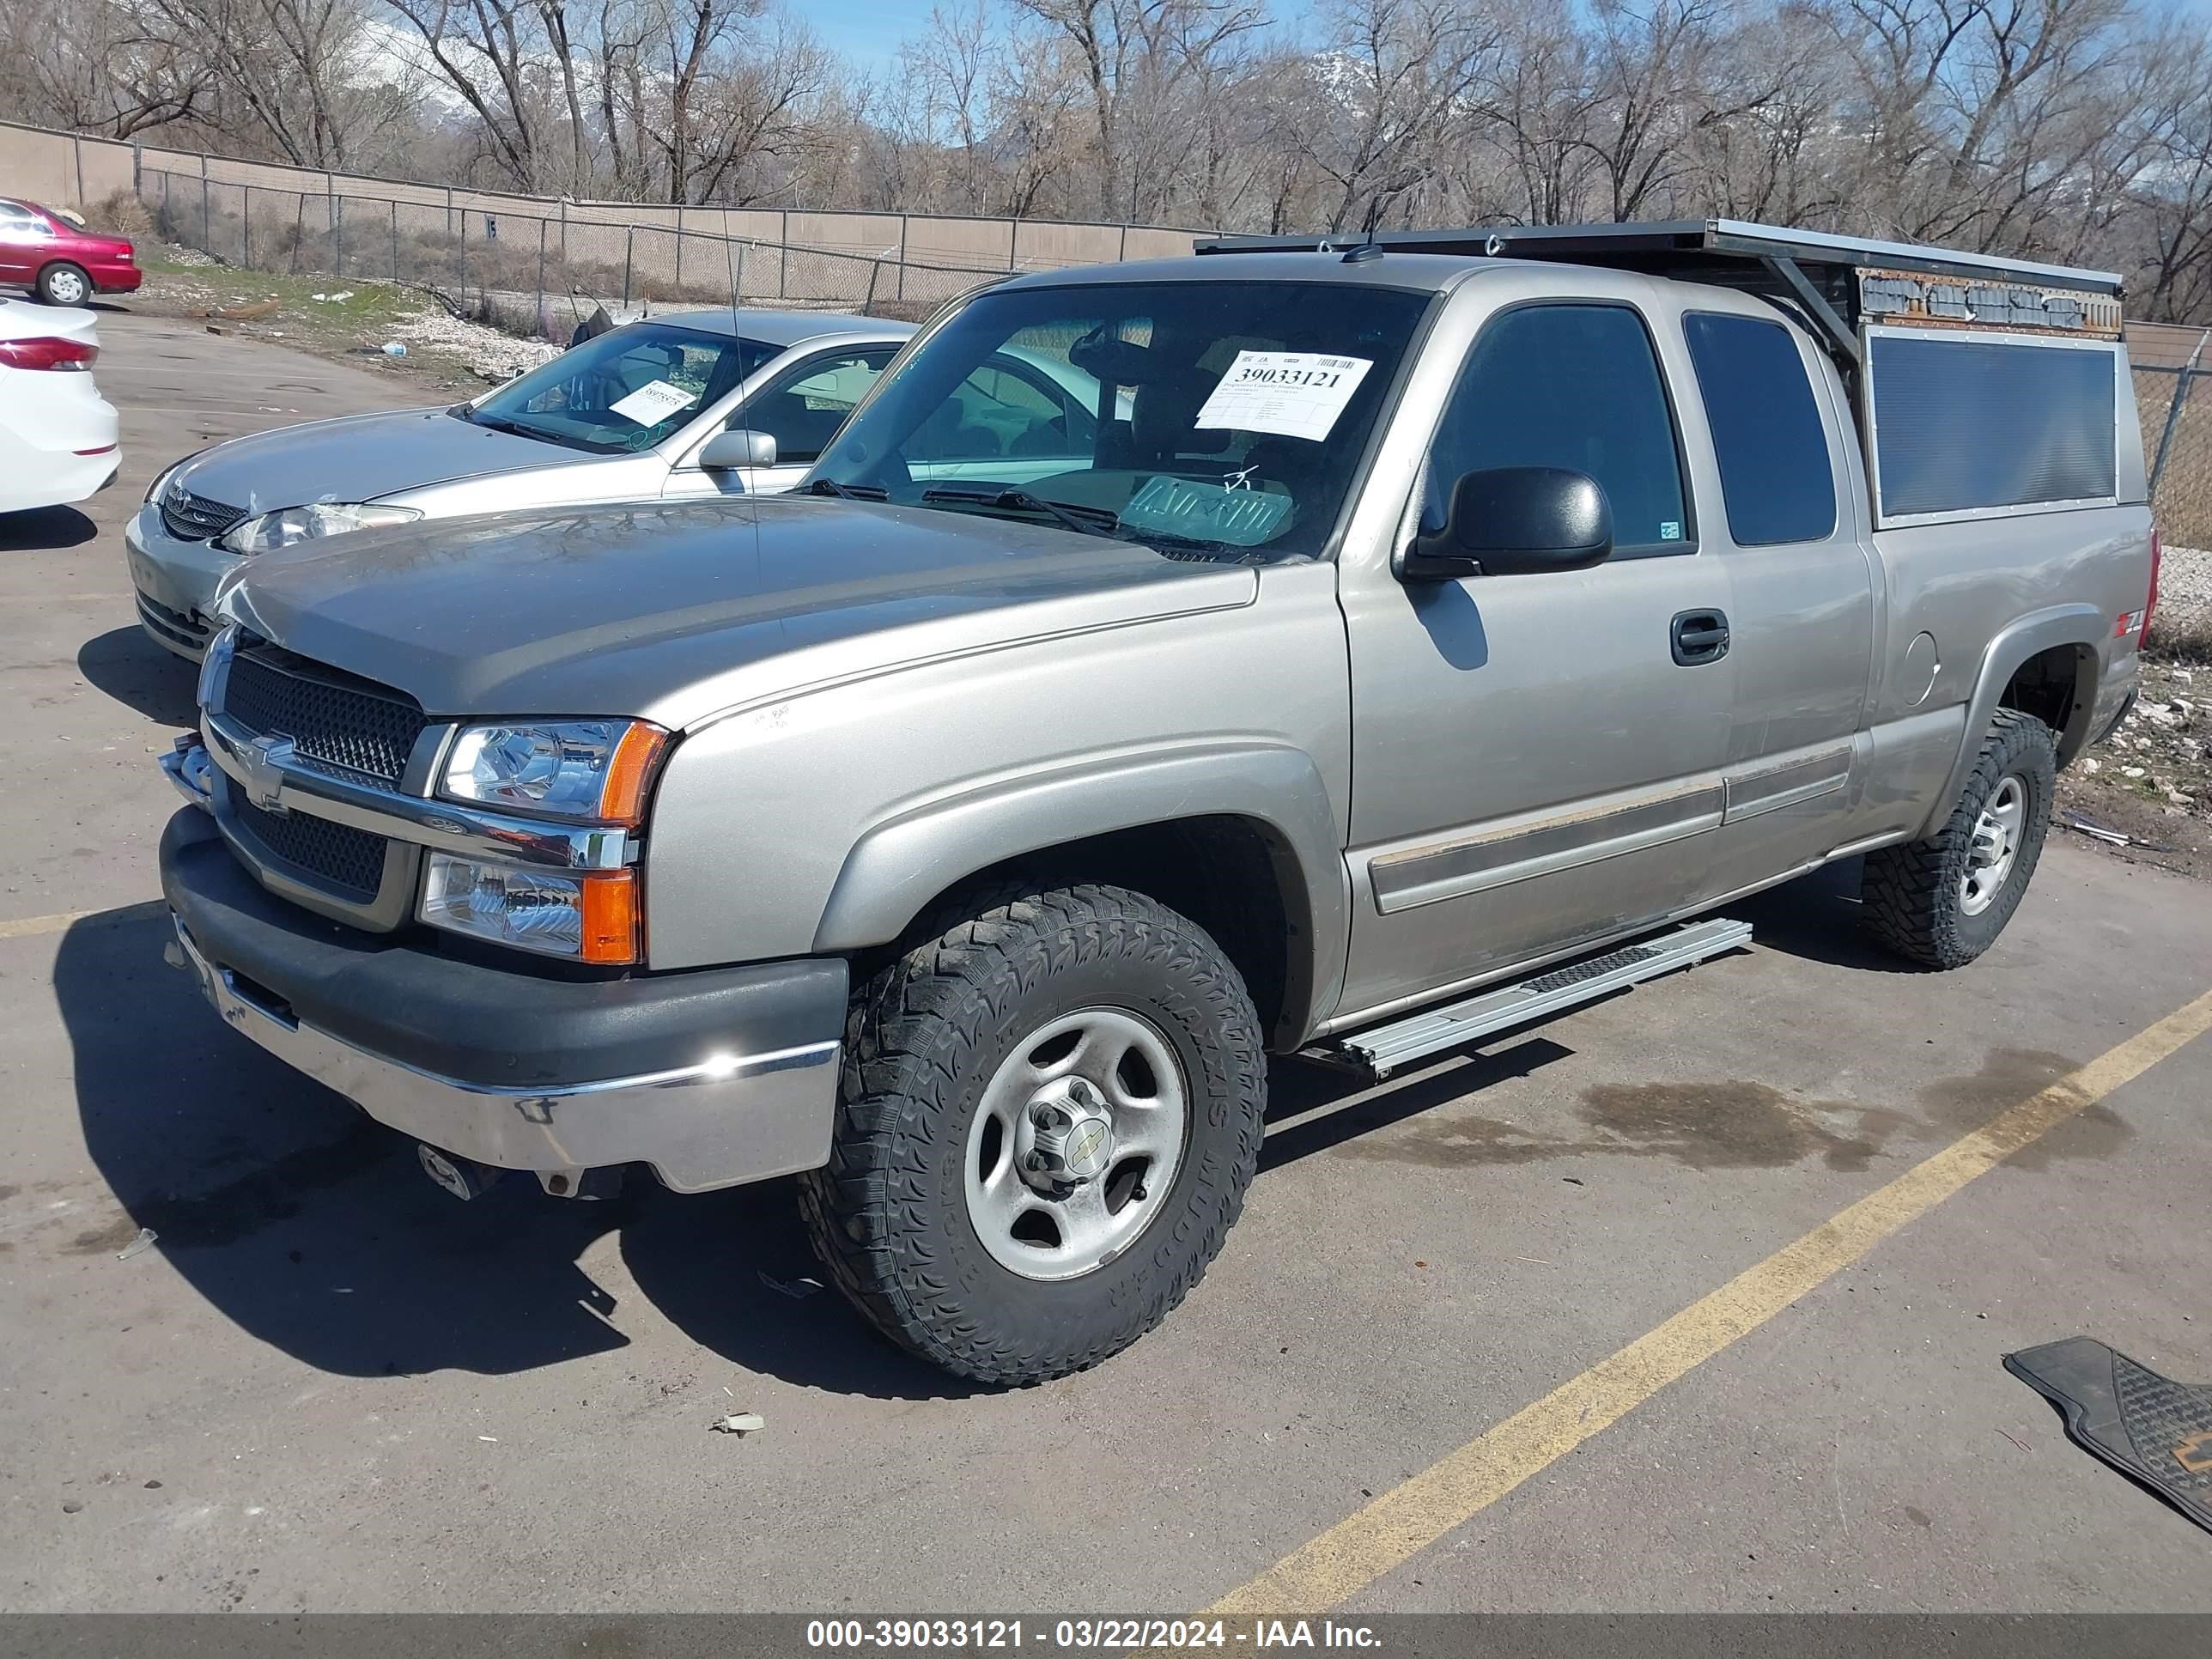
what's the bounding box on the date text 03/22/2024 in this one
[804,1620,1383,1649]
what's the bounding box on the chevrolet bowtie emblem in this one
[238,732,296,814]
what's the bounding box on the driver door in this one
[1337,290,1736,1018]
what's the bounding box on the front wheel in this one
[799,883,1267,1385]
[1862,707,2057,969]
[36,263,91,307]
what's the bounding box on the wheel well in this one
[871,816,1310,1049]
[1999,643,2094,763]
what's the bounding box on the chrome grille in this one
[161,484,246,543]
[221,645,428,787]
[226,785,389,902]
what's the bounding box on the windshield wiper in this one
[463,410,552,442]
[920,487,1116,539]
[807,477,888,501]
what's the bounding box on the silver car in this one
[124,307,916,659]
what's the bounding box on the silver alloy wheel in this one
[1960,773,2028,916]
[963,1006,1190,1281]
[45,267,88,305]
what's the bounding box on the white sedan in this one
[0,296,118,513]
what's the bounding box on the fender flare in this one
[1918,603,2106,837]
[813,742,1350,1040]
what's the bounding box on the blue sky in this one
[807,0,2209,71]
[806,0,1320,71]
[807,0,949,70]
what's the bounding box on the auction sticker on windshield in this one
[609,380,699,426]
[1194,351,1373,442]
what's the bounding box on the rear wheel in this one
[799,883,1267,1385]
[1862,708,2057,969]
[36,263,91,307]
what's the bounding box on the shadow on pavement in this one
[58,901,1590,1395]
[77,625,199,726]
[1723,854,1923,974]
[0,504,97,551]
[54,900,975,1397]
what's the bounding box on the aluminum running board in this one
[1324,918,1753,1080]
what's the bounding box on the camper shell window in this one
[1862,327,2120,525]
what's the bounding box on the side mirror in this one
[698,428,777,471]
[1401,465,1613,580]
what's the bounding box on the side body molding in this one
[1919,602,2106,837]
[813,742,1352,1043]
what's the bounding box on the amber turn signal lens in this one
[578,870,641,964]
[600,723,670,826]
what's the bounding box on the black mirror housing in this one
[1402,465,1613,580]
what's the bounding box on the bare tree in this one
[381,0,558,189]
[904,0,997,211]
[1012,0,1267,219]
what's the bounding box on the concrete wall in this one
[0,118,1205,275]
[0,123,136,212]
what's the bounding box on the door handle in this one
[1670,609,1730,665]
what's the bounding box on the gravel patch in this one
[2159,543,2212,618]
[383,307,562,380]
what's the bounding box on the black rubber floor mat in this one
[2006,1335,2212,1533]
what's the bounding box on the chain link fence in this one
[137,167,1018,340]
[2131,323,2212,551]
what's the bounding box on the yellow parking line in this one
[1211,984,2212,1616]
[0,900,167,940]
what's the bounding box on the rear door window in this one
[1681,312,1838,545]
[1425,303,1692,554]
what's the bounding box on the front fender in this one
[814,741,1350,1036]
[1919,604,2106,837]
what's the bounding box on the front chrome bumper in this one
[165,908,840,1194]
[162,726,846,1194]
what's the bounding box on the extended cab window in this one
[1425,303,1690,554]
[1681,312,1837,545]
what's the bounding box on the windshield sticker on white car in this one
[1121,474,1293,547]
[608,379,700,427]
[1194,351,1374,442]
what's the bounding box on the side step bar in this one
[1315,918,1753,1080]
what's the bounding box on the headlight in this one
[420,854,640,963]
[219,501,422,554]
[440,720,668,823]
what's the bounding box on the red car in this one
[0,198,142,307]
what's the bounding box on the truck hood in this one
[174,407,586,514]
[220,495,1258,729]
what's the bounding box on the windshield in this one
[462,323,781,455]
[811,281,1432,559]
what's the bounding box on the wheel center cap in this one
[1021,1079,1115,1188]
